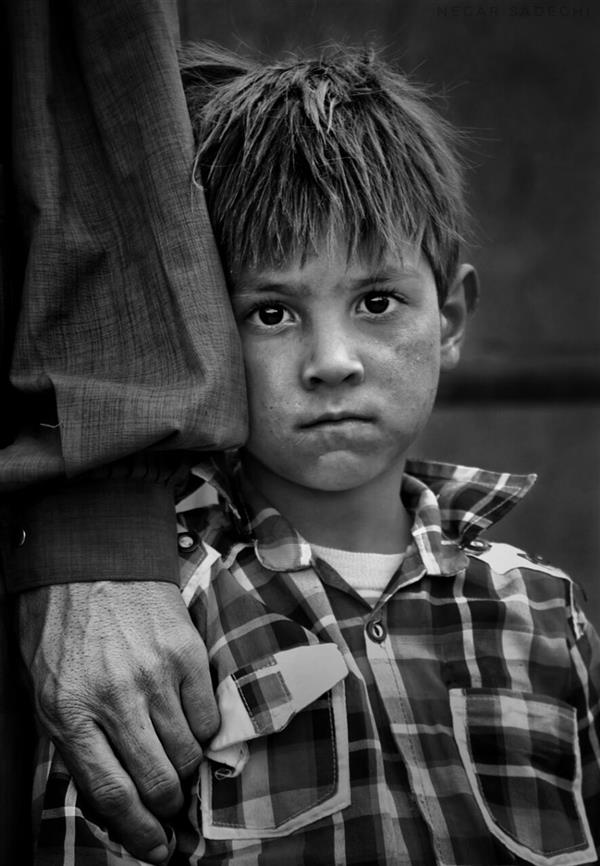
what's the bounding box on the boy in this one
[32,45,599,865]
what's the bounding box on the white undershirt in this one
[310,542,405,606]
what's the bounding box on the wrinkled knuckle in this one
[36,685,84,732]
[139,769,181,812]
[195,704,220,741]
[175,745,203,778]
[137,667,165,699]
[170,636,199,668]
[98,670,133,702]
[89,777,136,818]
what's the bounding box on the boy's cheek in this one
[390,331,442,380]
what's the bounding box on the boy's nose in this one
[301,327,365,389]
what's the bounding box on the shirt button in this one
[177,531,199,552]
[366,619,386,643]
[465,538,490,552]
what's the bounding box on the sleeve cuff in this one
[6,479,179,592]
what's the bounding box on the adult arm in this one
[2,0,246,861]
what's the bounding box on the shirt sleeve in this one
[4,0,247,475]
[5,453,196,592]
[1,0,248,590]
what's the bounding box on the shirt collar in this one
[188,455,536,577]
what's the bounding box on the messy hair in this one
[180,43,467,301]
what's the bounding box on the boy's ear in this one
[439,264,479,371]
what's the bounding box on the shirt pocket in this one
[449,688,596,866]
[199,643,350,840]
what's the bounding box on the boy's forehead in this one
[230,236,430,294]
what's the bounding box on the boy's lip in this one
[299,411,374,429]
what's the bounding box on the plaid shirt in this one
[33,459,600,866]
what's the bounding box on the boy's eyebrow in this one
[232,279,308,297]
[350,268,424,285]
[232,267,424,296]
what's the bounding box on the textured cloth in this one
[3,0,246,476]
[1,0,247,590]
[32,458,600,865]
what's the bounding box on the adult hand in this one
[18,581,219,864]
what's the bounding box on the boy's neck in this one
[241,453,411,554]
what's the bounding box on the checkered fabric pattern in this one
[32,459,600,865]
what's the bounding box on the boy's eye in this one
[357,292,398,315]
[248,303,292,327]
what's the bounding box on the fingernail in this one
[147,845,169,863]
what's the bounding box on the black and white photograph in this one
[1,1,599,863]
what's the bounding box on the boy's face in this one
[231,237,468,497]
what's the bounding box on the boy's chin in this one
[244,447,408,497]
[287,452,403,494]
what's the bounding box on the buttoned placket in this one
[364,577,458,866]
[302,546,460,864]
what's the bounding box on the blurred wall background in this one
[178,0,600,628]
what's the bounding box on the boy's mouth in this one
[300,411,374,429]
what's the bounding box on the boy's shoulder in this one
[462,538,571,581]
[462,538,591,642]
